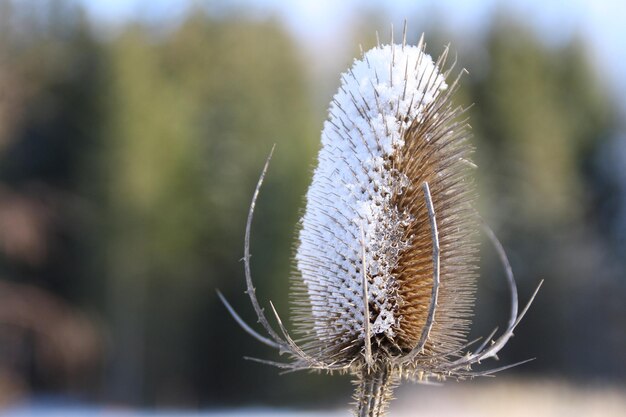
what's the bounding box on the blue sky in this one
[78,0,626,113]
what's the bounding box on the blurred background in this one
[0,0,625,415]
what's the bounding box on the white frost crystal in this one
[295,44,448,343]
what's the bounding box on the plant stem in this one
[354,365,396,417]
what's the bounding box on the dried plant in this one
[219,25,542,417]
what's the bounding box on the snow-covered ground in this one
[3,379,626,417]
[2,409,349,417]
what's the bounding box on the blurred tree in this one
[95,12,322,406]
[0,0,104,396]
[463,20,625,381]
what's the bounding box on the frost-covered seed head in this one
[293,39,477,363]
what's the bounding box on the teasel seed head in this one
[294,31,477,365]
[219,24,542,417]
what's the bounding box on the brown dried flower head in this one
[219,25,541,417]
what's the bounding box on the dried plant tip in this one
[221,29,541,417]
[294,34,476,366]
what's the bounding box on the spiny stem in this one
[354,365,396,417]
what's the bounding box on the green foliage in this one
[94,13,319,404]
[469,23,613,227]
[459,21,623,378]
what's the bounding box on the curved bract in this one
[219,26,542,417]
